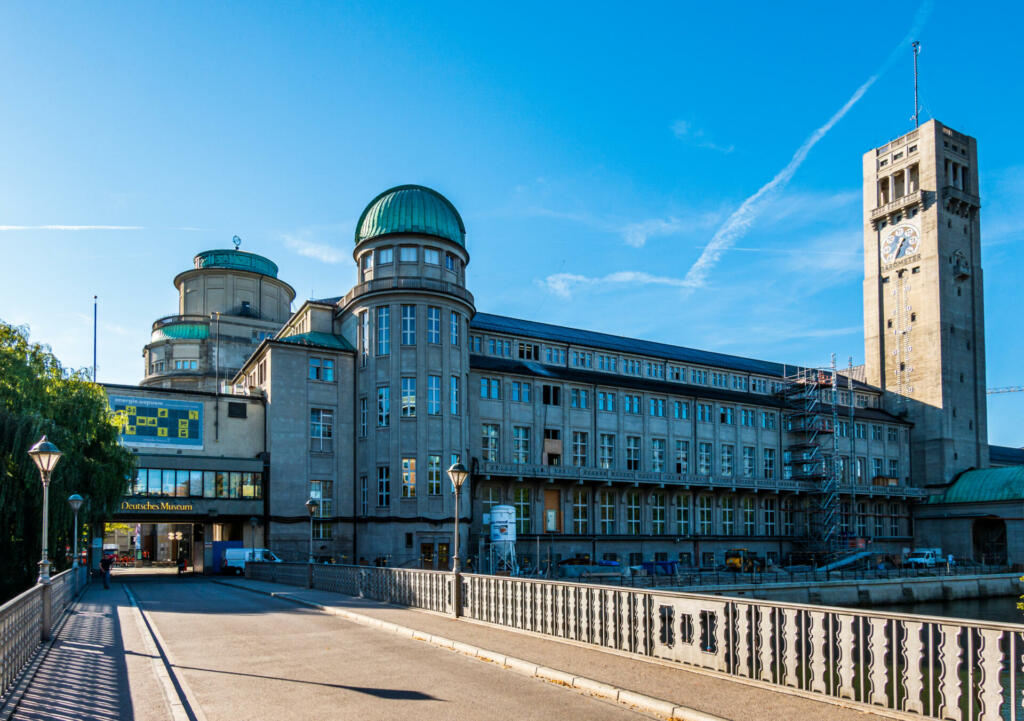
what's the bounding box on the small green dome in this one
[193,249,279,278]
[355,185,465,246]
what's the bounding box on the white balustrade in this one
[248,562,1024,720]
[1,565,88,704]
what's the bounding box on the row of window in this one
[359,306,462,357]
[468,336,879,408]
[834,420,901,442]
[357,453,462,513]
[129,468,263,499]
[477,380,781,428]
[149,359,199,374]
[360,245,460,272]
[480,425,903,480]
[353,377,462,437]
[481,426,780,477]
[479,487,904,538]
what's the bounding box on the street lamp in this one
[446,463,468,573]
[28,436,62,584]
[67,494,84,569]
[305,498,319,563]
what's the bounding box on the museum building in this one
[107,120,1023,571]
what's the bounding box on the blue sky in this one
[1,2,1021,445]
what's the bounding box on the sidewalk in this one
[6,579,173,721]
[217,577,890,721]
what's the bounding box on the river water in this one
[872,595,1023,624]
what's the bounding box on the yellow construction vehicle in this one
[725,548,765,572]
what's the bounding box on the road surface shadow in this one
[170,664,440,700]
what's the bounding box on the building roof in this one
[989,444,1024,467]
[471,312,876,387]
[929,466,1024,504]
[151,322,209,341]
[275,331,354,352]
[192,249,279,278]
[355,185,466,247]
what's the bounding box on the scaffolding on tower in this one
[781,355,841,561]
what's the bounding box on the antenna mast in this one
[912,41,921,128]
[92,295,98,382]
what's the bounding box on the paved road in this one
[129,577,655,721]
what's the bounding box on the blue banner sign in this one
[110,395,204,449]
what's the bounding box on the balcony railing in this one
[869,188,926,223]
[339,276,475,309]
[151,314,212,330]
[478,462,925,497]
[941,184,981,210]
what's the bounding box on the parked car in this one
[223,548,281,575]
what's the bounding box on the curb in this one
[214,579,728,721]
[123,584,208,721]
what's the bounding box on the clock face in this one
[881,225,920,263]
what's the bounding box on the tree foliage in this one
[0,321,134,600]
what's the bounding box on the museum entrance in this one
[104,522,203,572]
[104,514,261,574]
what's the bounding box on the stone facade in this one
[863,120,989,486]
[142,249,295,393]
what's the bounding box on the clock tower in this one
[863,119,988,486]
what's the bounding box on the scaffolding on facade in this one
[781,354,841,559]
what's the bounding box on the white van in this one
[223,548,281,575]
[905,548,943,568]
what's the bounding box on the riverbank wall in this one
[682,572,1022,606]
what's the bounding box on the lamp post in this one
[305,498,319,564]
[446,462,469,618]
[68,494,84,569]
[28,436,63,585]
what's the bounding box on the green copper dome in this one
[355,185,465,246]
[193,250,279,278]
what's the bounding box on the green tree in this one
[0,321,134,601]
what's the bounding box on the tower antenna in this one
[92,295,98,382]
[911,41,921,128]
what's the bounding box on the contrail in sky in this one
[679,1,933,294]
[0,225,144,231]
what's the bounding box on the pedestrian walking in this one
[100,554,114,589]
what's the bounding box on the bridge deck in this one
[6,574,892,721]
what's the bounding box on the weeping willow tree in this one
[0,321,134,601]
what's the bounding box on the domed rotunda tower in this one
[142,247,295,392]
[342,185,475,566]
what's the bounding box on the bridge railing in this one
[248,562,450,614]
[248,562,1024,720]
[0,566,88,704]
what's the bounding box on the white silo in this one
[489,505,518,575]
